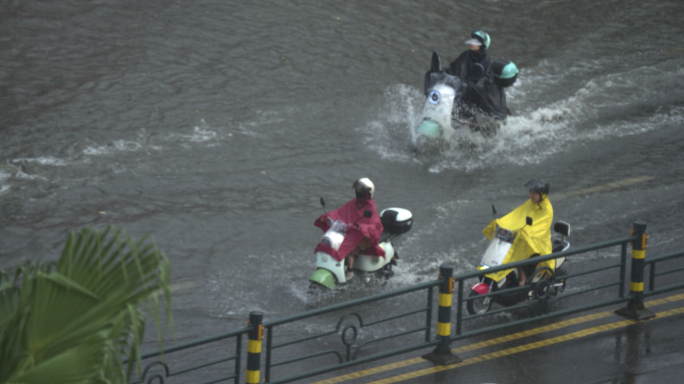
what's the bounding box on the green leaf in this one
[0,226,172,384]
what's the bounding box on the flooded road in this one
[2,0,684,382]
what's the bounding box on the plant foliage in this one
[0,226,172,384]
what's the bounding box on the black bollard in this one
[616,222,655,320]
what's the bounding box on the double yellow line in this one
[314,293,684,384]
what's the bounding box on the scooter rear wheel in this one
[467,291,492,315]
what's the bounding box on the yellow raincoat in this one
[482,196,553,282]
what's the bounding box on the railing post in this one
[425,286,433,342]
[616,222,655,320]
[456,279,464,336]
[246,311,264,384]
[618,243,627,298]
[422,264,461,365]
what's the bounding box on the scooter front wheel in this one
[308,281,330,296]
[467,290,492,315]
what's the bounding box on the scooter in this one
[467,211,571,315]
[417,51,518,140]
[308,199,413,293]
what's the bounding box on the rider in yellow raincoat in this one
[482,179,553,284]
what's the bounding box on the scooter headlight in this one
[428,90,441,104]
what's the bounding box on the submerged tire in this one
[307,281,330,296]
[309,268,336,290]
[377,261,395,280]
[466,290,492,315]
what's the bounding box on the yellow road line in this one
[312,293,684,384]
[454,292,684,354]
[553,176,653,201]
[169,280,196,293]
[313,357,426,384]
[369,306,684,384]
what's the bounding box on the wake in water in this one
[364,54,684,173]
[362,81,580,173]
[363,82,579,173]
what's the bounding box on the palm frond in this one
[0,226,172,384]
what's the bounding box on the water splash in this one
[84,140,147,155]
[364,58,681,173]
[364,83,581,172]
[170,119,219,147]
[11,157,69,167]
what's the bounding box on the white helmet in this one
[353,178,375,199]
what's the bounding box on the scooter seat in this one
[379,229,392,243]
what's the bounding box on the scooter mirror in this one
[492,205,497,217]
[526,216,533,226]
[363,210,372,218]
[320,197,325,208]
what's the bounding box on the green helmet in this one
[468,30,491,51]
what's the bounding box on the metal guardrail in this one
[262,279,439,383]
[128,326,249,384]
[128,221,683,384]
[128,280,442,384]
[646,249,684,296]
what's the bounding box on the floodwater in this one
[2,0,684,381]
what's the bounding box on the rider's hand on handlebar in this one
[343,223,359,233]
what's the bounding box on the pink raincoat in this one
[314,198,385,262]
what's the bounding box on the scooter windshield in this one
[481,227,515,269]
[320,219,347,251]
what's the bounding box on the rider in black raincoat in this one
[446,30,507,121]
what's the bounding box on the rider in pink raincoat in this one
[314,178,384,280]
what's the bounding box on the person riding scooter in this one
[314,178,384,281]
[445,30,508,122]
[482,179,553,286]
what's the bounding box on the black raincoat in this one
[446,50,507,120]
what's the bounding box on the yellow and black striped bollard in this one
[616,221,655,320]
[422,264,461,365]
[246,311,263,384]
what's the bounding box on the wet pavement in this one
[306,293,684,384]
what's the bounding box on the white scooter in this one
[467,212,571,315]
[308,199,413,293]
[416,50,517,140]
